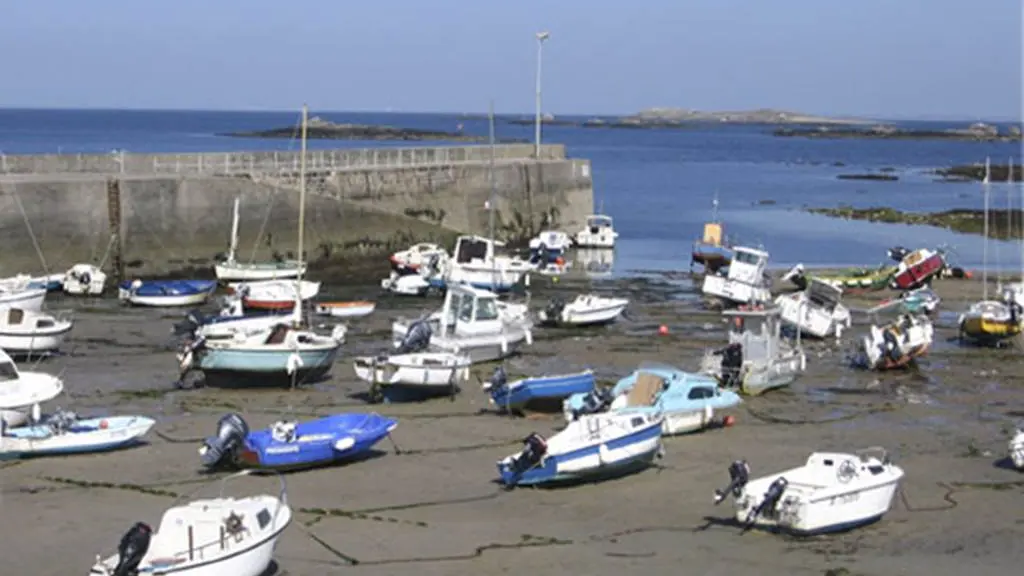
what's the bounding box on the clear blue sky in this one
[1,0,1020,119]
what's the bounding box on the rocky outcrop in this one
[225,117,526,143]
[776,122,1022,142]
[936,163,1024,182]
[806,205,1023,239]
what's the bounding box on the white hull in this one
[775,293,851,339]
[0,409,28,427]
[860,316,933,370]
[703,275,770,305]
[315,302,376,318]
[119,290,212,307]
[0,330,70,353]
[353,353,471,387]
[231,280,321,304]
[542,295,628,326]
[0,365,64,426]
[196,316,291,340]
[381,273,431,296]
[0,288,46,312]
[447,262,529,291]
[574,234,616,249]
[1009,430,1024,470]
[63,264,107,296]
[214,262,305,282]
[0,417,154,456]
[663,408,718,435]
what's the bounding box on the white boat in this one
[353,352,471,402]
[381,270,433,296]
[1009,427,1024,470]
[0,307,73,353]
[230,279,321,310]
[178,297,294,341]
[775,278,851,339]
[1,412,154,458]
[389,242,448,271]
[574,214,618,249]
[314,301,376,318]
[63,263,107,296]
[118,280,218,307]
[0,349,64,427]
[0,285,46,312]
[528,230,572,261]
[89,471,292,576]
[215,197,306,282]
[700,306,806,396]
[538,293,629,327]
[702,246,772,306]
[860,314,933,370]
[712,447,904,535]
[443,235,533,292]
[391,284,532,364]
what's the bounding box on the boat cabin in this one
[147,499,276,563]
[806,278,843,311]
[585,215,614,233]
[727,247,769,285]
[700,222,723,247]
[453,235,505,264]
[721,307,793,364]
[440,284,503,337]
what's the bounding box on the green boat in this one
[782,264,895,292]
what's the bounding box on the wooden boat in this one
[314,301,376,319]
[889,247,947,291]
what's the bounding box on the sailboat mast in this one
[294,104,308,323]
[488,101,497,286]
[1007,158,1014,292]
[228,197,240,262]
[983,157,990,300]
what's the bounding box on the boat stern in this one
[1010,429,1024,470]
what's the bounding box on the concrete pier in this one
[0,144,593,278]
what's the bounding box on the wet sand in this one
[2,273,1023,576]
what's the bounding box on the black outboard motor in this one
[172,308,207,336]
[888,246,910,262]
[396,319,433,354]
[199,413,250,469]
[715,343,743,388]
[746,477,789,524]
[713,459,751,504]
[572,387,614,419]
[543,297,567,325]
[112,522,152,576]
[510,433,548,474]
[487,365,508,392]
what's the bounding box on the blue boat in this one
[563,363,742,436]
[484,367,596,413]
[199,412,397,471]
[118,279,218,307]
[497,411,664,487]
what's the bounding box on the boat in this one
[0,284,46,312]
[691,196,733,272]
[702,246,772,306]
[1,411,154,459]
[575,248,614,278]
[573,214,618,249]
[63,263,107,296]
[496,411,663,487]
[391,284,533,364]
[563,362,742,435]
[0,307,74,354]
[314,300,376,319]
[700,306,806,396]
[888,246,947,291]
[0,273,63,293]
[118,279,218,307]
[173,295,294,341]
[1009,427,1024,470]
[230,279,321,311]
[538,293,629,327]
[859,313,934,370]
[0,348,64,427]
[354,352,471,403]
[528,230,572,263]
[782,263,895,292]
[774,277,852,339]
[711,447,904,535]
[442,235,533,293]
[865,287,941,317]
[199,412,397,471]
[88,470,291,576]
[381,268,433,296]
[484,366,595,413]
[389,242,448,271]
[215,197,306,282]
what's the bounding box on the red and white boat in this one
[229,280,321,310]
[889,247,946,291]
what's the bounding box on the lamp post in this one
[534,31,550,158]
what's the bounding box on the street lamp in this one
[534,31,550,159]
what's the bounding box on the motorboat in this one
[528,230,572,263]
[0,349,64,427]
[700,306,806,396]
[174,296,294,341]
[775,277,851,339]
[1009,427,1024,470]
[62,263,107,296]
[88,471,291,576]
[1,411,154,459]
[0,307,74,354]
[314,301,376,319]
[887,246,947,291]
[866,287,941,317]
[0,273,63,293]
[702,246,772,306]
[563,363,741,435]
[441,235,533,292]
[118,279,217,307]
[958,300,1022,346]
[0,284,46,312]
[389,242,448,271]
[496,411,663,487]
[859,314,933,370]
[215,197,306,282]
[199,412,397,471]
[484,366,595,413]
[573,214,618,249]
[712,447,904,535]
[538,294,629,327]
[230,279,321,310]
[381,269,433,296]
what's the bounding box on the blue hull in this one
[491,371,596,412]
[692,243,733,267]
[118,279,217,296]
[240,413,397,470]
[27,279,62,292]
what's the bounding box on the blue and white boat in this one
[442,235,533,293]
[0,273,64,293]
[528,230,572,263]
[118,279,218,307]
[496,411,664,487]
[484,366,595,413]
[198,412,397,471]
[0,411,154,459]
[563,363,742,435]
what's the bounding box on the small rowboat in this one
[314,301,376,319]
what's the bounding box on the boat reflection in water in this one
[574,248,615,279]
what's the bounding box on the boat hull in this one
[0,325,72,353]
[118,280,218,307]
[489,371,596,412]
[0,288,46,312]
[891,252,944,290]
[0,416,154,459]
[702,275,771,306]
[315,301,376,318]
[215,261,305,282]
[692,243,733,271]
[195,345,340,387]
[237,414,397,470]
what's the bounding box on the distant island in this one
[806,205,1023,239]
[224,116,526,143]
[776,122,1022,142]
[935,163,1023,182]
[505,108,869,129]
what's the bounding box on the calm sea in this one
[1,108,1022,274]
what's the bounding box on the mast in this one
[712,190,720,223]
[488,100,497,288]
[983,157,990,300]
[295,104,309,324]
[228,197,240,263]
[1005,158,1014,292]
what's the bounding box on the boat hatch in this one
[702,222,722,246]
[256,508,271,529]
[626,372,664,407]
[687,386,715,400]
[264,324,292,345]
[7,309,23,325]
[868,465,885,475]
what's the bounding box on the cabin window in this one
[687,387,714,400]
[458,297,474,322]
[734,251,760,265]
[475,299,499,321]
[256,508,271,529]
[456,239,489,263]
[631,416,644,427]
[868,465,884,475]
[36,319,55,329]
[6,309,24,325]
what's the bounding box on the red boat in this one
[890,248,946,290]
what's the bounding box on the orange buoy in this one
[658,325,669,336]
[964,270,974,279]
[554,256,565,266]
[722,414,736,427]
[99,419,109,429]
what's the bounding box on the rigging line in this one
[247,110,309,264]
[10,187,50,274]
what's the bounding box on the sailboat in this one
[214,197,306,282]
[958,158,1023,345]
[691,193,733,272]
[177,105,343,388]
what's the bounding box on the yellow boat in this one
[959,300,1023,345]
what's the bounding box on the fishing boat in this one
[712,447,904,535]
[782,263,895,292]
[118,279,217,307]
[484,366,595,413]
[888,246,947,291]
[63,263,107,296]
[538,293,629,327]
[700,307,806,396]
[1009,427,1024,470]
[575,248,614,278]
[0,348,64,427]
[563,362,741,435]
[775,277,852,339]
[0,411,154,459]
[314,300,376,319]
[230,279,321,310]
[389,242,448,271]
[691,195,733,272]
[528,230,572,263]
[0,284,47,312]
[702,246,772,306]
[199,412,397,471]
[0,307,74,354]
[859,314,934,370]
[88,471,291,576]
[442,235,533,293]
[573,214,618,249]
[215,197,306,282]
[496,411,663,487]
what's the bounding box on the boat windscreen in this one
[456,238,489,263]
[0,361,18,381]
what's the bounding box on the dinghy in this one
[119,279,217,307]
[712,447,904,535]
[573,214,618,249]
[958,300,1022,346]
[231,279,321,310]
[859,313,933,370]
[1009,428,1024,470]
[0,349,64,427]
[199,412,397,471]
[702,246,772,306]
[0,411,154,458]
[538,294,629,327]
[354,353,471,403]
[63,263,107,296]
[700,307,806,396]
[775,278,851,339]
[497,411,663,487]
[0,307,73,354]
[782,263,894,292]
[563,363,741,435]
[314,301,376,319]
[0,285,46,312]
[215,197,306,282]
[390,242,448,271]
[528,230,572,263]
[89,470,291,576]
[484,366,595,413]
[381,269,432,296]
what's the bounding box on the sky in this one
[0,0,1021,120]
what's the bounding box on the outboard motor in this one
[888,246,910,262]
[172,308,207,336]
[46,409,78,434]
[572,387,614,419]
[746,477,789,523]
[111,522,152,576]
[199,413,250,469]
[485,365,508,392]
[396,319,433,354]
[510,432,547,474]
[882,328,902,363]
[716,343,743,388]
[543,297,567,324]
[713,459,751,504]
